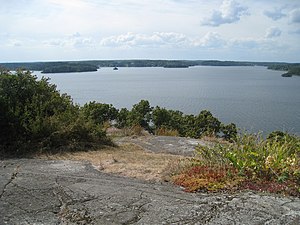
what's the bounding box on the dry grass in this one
[37,143,187,181]
[106,125,151,137]
[155,127,179,136]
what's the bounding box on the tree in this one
[221,123,237,141]
[194,110,221,137]
[82,101,118,125]
[152,106,171,129]
[129,100,152,131]
[162,110,185,135]
[116,108,130,128]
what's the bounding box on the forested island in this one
[42,63,98,73]
[267,64,300,77]
[0,60,299,74]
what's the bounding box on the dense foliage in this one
[81,101,239,141]
[0,70,110,156]
[72,100,238,140]
[81,101,118,125]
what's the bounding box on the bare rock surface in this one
[1,159,300,224]
[115,135,207,156]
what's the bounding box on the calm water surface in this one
[35,66,300,135]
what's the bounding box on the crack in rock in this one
[0,165,20,199]
[53,178,94,224]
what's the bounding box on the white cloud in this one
[44,33,94,48]
[8,40,22,47]
[202,0,248,27]
[289,29,300,35]
[264,7,286,21]
[100,31,228,50]
[265,27,282,38]
[193,32,226,48]
[229,37,288,54]
[289,8,300,23]
[229,38,258,49]
[100,32,188,48]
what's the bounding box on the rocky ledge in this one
[1,159,299,224]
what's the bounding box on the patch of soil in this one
[38,143,188,181]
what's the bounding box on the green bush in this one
[129,100,153,131]
[116,108,131,128]
[0,70,110,156]
[152,106,235,139]
[82,101,118,125]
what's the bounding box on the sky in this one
[0,0,300,62]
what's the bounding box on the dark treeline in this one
[41,63,98,73]
[1,60,299,74]
[267,64,300,77]
[0,70,237,157]
[83,100,237,140]
[0,61,98,73]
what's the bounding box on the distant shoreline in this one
[1,59,299,74]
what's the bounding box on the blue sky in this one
[0,0,300,62]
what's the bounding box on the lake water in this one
[34,66,300,135]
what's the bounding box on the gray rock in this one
[0,159,299,224]
[115,135,207,156]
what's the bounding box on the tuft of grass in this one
[155,127,179,136]
[171,132,300,196]
[106,125,150,138]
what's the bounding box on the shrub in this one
[0,70,110,156]
[81,101,118,125]
[129,100,153,131]
[152,106,228,139]
[220,123,237,141]
[116,108,131,128]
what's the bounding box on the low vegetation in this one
[172,131,300,196]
